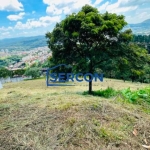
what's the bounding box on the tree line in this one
[0,65,41,79]
[0,59,51,79]
[132,35,150,53]
[132,35,150,43]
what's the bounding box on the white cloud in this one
[98,0,150,23]
[119,0,150,7]
[109,6,137,13]
[2,31,10,36]
[137,12,150,19]
[43,0,150,16]
[43,0,92,15]
[126,10,150,23]
[98,1,109,11]
[43,0,75,6]
[39,16,61,23]
[46,5,62,15]
[105,1,120,11]
[94,0,103,6]
[15,16,61,29]
[72,0,92,10]
[0,26,13,31]
[42,0,150,24]
[0,0,23,11]
[0,15,61,39]
[7,12,25,21]
[63,6,71,14]
[97,0,150,14]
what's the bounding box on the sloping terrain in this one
[0,79,150,150]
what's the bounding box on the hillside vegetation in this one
[0,79,150,150]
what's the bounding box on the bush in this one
[0,67,11,78]
[24,67,40,79]
[83,87,117,98]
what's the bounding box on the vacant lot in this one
[0,79,150,150]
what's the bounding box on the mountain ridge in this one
[123,18,150,35]
[0,18,150,51]
[140,19,150,24]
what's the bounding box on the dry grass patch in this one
[0,78,150,150]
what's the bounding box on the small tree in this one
[24,67,40,79]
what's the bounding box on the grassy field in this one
[0,78,150,150]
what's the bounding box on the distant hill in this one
[1,19,150,52]
[142,19,150,24]
[124,19,150,35]
[0,35,47,51]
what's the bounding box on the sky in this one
[0,0,150,39]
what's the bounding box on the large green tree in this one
[46,5,149,93]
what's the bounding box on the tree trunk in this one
[88,60,93,94]
[89,75,92,94]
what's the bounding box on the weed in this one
[120,87,150,104]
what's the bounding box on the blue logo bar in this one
[46,64,103,86]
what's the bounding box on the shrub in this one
[0,67,11,78]
[24,67,40,79]
[83,87,117,98]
